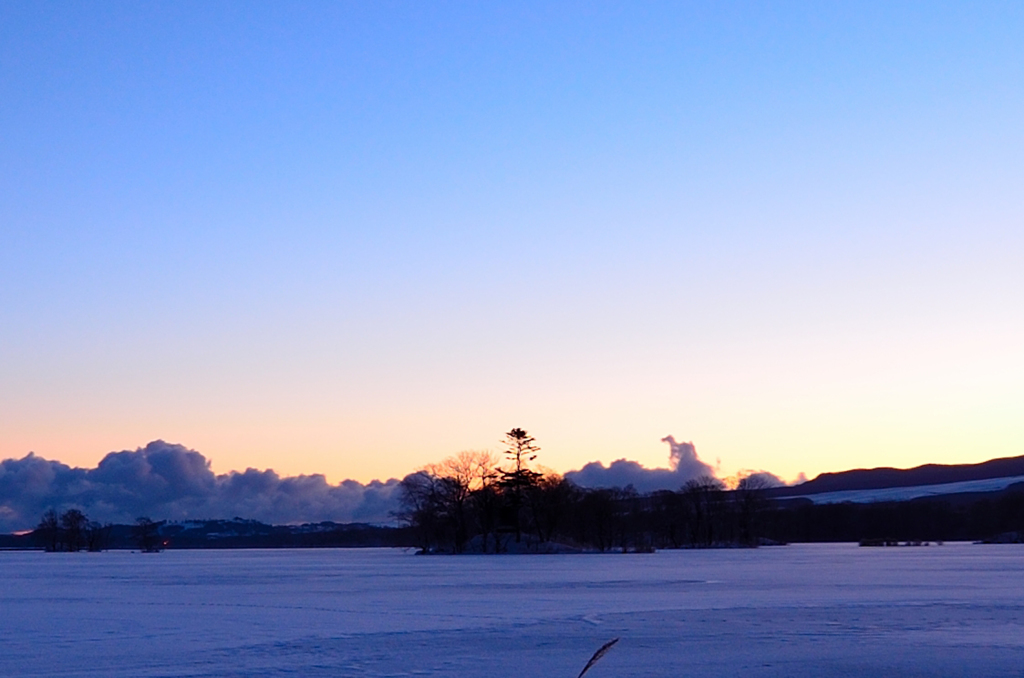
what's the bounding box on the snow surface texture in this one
[2,544,1023,677]
[791,474,1024,504]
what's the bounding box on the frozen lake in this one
[2,544,1023,677]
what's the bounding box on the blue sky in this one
[2,2,1022,482]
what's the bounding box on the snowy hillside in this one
[788,474,1024,505]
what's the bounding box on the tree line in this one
[35,509,112,552]
[398,428,1024,553]
[762,490,1024,544]
[35,510,165,552]
[397,428,779,553]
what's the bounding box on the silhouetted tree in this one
[60,509,88,552]
[528,474,576,544]
[472,480,503,553]
[648,490,687,548]
[684,475,725,546]
[36,509,60,552]
[576,489,617,551]
[398,451,501,554]
[735,473,773,546]
[397,471,446,552]
[133,517,164,552]
[85,521,112,552]
[498,428,543,543]
[434,451,498,553]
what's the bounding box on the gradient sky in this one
[2,2,1022,485]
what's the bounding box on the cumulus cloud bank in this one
[565,436,717,493]
[0,441,401,533]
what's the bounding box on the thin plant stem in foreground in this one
[577,638,619,678]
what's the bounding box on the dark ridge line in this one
[771,454,1024,497]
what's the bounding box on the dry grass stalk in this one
[577,638,619,678]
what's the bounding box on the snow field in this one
[2,544,1023,677]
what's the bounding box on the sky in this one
[2,1,1022,486]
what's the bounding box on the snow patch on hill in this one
[790,474,1024,504]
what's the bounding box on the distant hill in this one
[772,455,1024,498]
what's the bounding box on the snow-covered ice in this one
[2,544,1023,677]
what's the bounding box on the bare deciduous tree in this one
[683,475,725,547]
[133,517,164,552]
[36,509,60,552]
[85,521,112,552]
[735,473,774,546]
[398,451,502,554]
[435,451,500,553]
[60,509,88,552]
